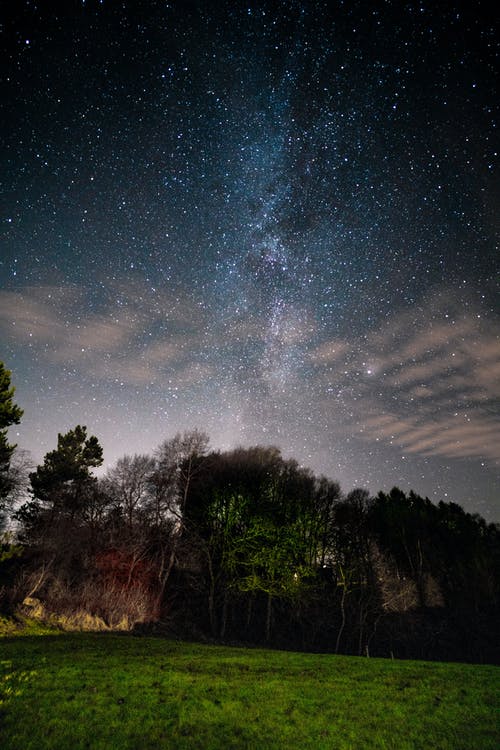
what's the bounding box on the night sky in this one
[1,1,499,520]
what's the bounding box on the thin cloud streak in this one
[362,412,500,461]
[2,283,499,464]
[0,284,212,388]
[309,290,500,464]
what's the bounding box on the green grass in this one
[0,614,62,638]
[0,633,498,749]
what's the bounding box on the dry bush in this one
[371,543,419,612]
[79,576,158,628]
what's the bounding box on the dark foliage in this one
[0,362,23,520]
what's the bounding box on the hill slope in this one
[1,634,498,749]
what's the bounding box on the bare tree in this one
[154,429,210,519]
[151,430,209,606]
[105,454,155,530]
[0,448,33,530]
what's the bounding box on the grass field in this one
[0,631,498,749]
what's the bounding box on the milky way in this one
[1,1,498,519]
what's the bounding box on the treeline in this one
[1,365,499,663]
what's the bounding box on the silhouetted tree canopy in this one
[2,406,499,664]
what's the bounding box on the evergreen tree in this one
[0,361,24,518]
[29,425,103,519]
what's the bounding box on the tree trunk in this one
[335,583,346,654]
[220,590,228,639]
[207,557,217,637]
[265,592,273,642]
[246,594,254,630]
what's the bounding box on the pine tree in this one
[0,361,23,510]
[29,425,103,519]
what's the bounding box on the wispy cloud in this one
[0,282,212,388]
[2,283,499,464]
[309,289,500,463]
[361,411,499,461]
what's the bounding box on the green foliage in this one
[184,447,336,640]
[233,517,311,600]
[0,635,498,749]
[0,615,61,637]
[0,533,22,564]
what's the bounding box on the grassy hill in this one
[0,632,498,749]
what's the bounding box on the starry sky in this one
[1,1,499,519]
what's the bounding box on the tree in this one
[147,429,210,612]
[8,427,104,614]
[234,516,310,642]
[327,488,380,655]
[0,362,24,525]
[105,454,155,530]
[154,429,210,521]
[368,488,441,609]
[29,425,103,520]
[185,446,331,643]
